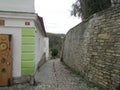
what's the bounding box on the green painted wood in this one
[22,68,34,76]
[22,28,35,36]
[22,53,35,61]
[22,45,35,52]
[22,61,35,68]
[21,28,35,76]
[22,37,35,44]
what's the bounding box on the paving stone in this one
[0,59,101,90]
[34,59,101,90]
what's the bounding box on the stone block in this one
[98,33,110,39]
[13,76,31,84]
[63,5,120,90]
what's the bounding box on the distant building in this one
[0,0,49,86]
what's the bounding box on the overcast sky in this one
[35,0,81,34]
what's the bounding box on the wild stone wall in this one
[62,6,120,90]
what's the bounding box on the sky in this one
[35,0,81,34]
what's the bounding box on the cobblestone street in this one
[0,59,101,90]
[34,59,100,90]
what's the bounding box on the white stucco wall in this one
[5,19,35,28]
[0,0,35,13]
[0,13,35,77]
[35,29,45,69]
[0,12,48,77]
[44,38,49,60]
[0,27,21,77]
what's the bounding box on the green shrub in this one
[51,49,58,58]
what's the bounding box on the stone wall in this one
[62,6,120,90]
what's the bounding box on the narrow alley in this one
[34,59,100,90]
[0,59,101,90]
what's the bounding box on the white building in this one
[0,0,49,86]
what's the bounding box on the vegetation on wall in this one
[71,0,111,19]
[47,32,65,58]
[51,48,58,58]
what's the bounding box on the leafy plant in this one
[71,0,111,19]
[47,33,65,58]
[51,48,58,58]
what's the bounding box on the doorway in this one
[0,34,12,86]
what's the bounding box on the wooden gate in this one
[0,34,12,86]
